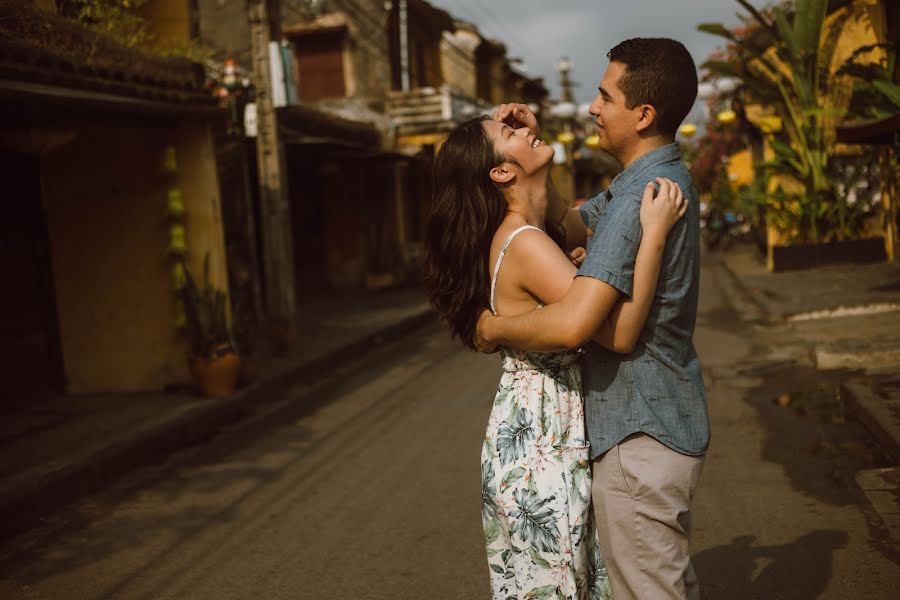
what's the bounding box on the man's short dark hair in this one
[608,38,698,137]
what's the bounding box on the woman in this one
[423,116,685,600]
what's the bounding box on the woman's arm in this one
[592,178,686,354]
[476,180,684,353]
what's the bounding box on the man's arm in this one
[480,276,621,352]
[475,184,645,353]
[478,179,682,352]
[593,179,685,353]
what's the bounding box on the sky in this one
[427,0,766,124]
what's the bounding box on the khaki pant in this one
[592,433,705,600]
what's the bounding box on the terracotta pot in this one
[189,352,241,397]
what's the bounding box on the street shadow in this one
[738,359,887,507]
[0,321,461,600]
[695,530,848,599]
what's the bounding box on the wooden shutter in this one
[295,34,346,100]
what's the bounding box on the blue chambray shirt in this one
[577,143,709,459]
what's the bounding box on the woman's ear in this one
[489,164,515,184]
[635,104,658,134]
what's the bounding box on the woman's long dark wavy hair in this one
[424,115,564,350]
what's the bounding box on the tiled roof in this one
[0,1,216,111]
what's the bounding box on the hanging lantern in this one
[679,123,697,138]
[172,260,187,290]
[168,224,187,256]
[162,145,177,173]
[584,134,600,148]
[716,110,737,125]
[167,188,186,217]
[758,115,783,134]
[557,131,575,144]
[223,57,238,91]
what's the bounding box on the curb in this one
[715,254,770,323]
[0,307,436,541]
[841,379,900,465]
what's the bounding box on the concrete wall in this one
[441,29,479,97]
[41,117,227,394]
[144,0,193,45]
[283,0,392,103]
[197,0,252,66]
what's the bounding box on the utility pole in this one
[557,56,574,103]
[248,0,296,341]
[399,0,410,92]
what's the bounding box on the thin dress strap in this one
[490,225,543,315]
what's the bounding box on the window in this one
[295,32,346,100]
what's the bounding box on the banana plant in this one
[180,253,236,360]
[837,43,900,120]
[699,0,836,243]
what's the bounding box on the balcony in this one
[387,85,491,137]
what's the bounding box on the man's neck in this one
[619,135,674,169]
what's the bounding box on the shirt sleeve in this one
[578,191,610,232]
[576,193,642,297]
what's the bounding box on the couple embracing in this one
[424,38,710,600]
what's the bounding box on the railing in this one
[387,85,491,136]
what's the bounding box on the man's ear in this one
[635,104,658,134]
[489,164,515,184]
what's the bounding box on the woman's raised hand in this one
[493,103,541,137]
[640,177,687,234]
[568,247,586,267]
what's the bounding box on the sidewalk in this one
[721,243,900,538]
[0,286,434,541]
[721,243,900,321]
[721,243,900,440]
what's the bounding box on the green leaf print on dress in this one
[482,459,498,523]
[509,488,561,553]
[496,406,535,466]
[481,346,611,599]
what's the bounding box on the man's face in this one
[588,61,641,160]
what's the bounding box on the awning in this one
[277,104,382,149]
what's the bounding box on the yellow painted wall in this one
[41,117,227,394]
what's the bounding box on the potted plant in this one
[179,255,241,397]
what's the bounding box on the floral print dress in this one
[482,225,612,600]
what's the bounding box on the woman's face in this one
[481,120,554,178]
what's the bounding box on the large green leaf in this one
[793,0,828,55]
[773,7,800,62]
[697,22,739,42]
[874,80,900,109]
[701,60,740,78]
[736,0,777,35]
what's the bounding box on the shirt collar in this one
[606,143,682,199]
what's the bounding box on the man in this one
[477,38,709,600]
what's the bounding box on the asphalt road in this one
[1,256,898,599]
